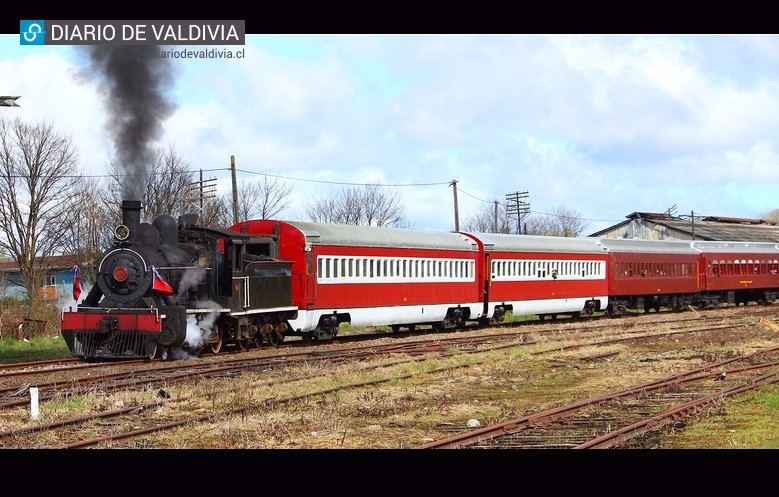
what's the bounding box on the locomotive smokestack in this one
[122,200,142,241]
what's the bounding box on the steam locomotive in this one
[60,200,297,359]
[61,200,779,361]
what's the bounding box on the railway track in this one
[0,306,776,447]
[0,308,777,448]
[1,301,771,374]
[416,345,779,449]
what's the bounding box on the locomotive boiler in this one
[60,200,297,359]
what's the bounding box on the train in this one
[60,200,779,360]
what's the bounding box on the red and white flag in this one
[150,265,175,294]
[72,265,82,301]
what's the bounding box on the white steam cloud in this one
[185,309,219,349]
[176,267,207,300]
[163,300,222,360]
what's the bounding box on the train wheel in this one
[146,344,158,361]
[208,325,224,354]
[259,323,275,348]
[267,331,280,347]
[390,325,400,333]
[274,323,287,344]
[236,338,250,351]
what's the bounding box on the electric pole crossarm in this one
[505,191,530,234]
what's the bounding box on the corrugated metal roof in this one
[659,219,779,242]
[590,214,779,243]
[700,216,772,224]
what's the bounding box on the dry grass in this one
[4,307,779,448]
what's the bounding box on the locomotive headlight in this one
[113,266,128,282]
[115,224,130,241]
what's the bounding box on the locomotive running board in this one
[229,305,298,317]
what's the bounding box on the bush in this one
[0,298,62,340]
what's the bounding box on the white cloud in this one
[4,34,779,233]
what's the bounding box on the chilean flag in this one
[72,265,82,301]
[150,265,175,294]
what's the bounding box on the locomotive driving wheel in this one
[236,338,250,350]
[257,322,273,347]
[208,324,224,354]
[269,322,287,346]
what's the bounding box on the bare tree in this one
[58,177,116,284]
[462,201,512,233]
[107,143,193,222]
[525,206,588,237]
[305,192,341,224]
[0,117,81,309]
[305,183,408,227]
[237,173,292,220]
[202,193,234,228]
[362,184,406,227]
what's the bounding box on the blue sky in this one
[2,34,779,234]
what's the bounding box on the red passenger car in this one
[463,233,609,321]
[598,238,700,313]
[694,241,779,306]
[231,220,484,339]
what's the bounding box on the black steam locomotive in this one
[60,200,297,359]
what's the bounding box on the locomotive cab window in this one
[246,241,273,258]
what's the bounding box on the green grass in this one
[45,395,89,410]
[0,334,71,363]
[661,385,779,448]
[503,311,537,323]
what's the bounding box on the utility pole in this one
[493,200,499,233]
[450,180,460,231]
[187,170,217,226]
[231,155,239,224]
[505,191,530,234]
[691,210,695,240]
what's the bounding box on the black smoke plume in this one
[81,46,176,200]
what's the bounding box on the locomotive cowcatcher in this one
[60,200,297,359]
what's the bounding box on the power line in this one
[21,167,451,188]
[234,168,451,187]
[458,186,626,224]
[528,208,624,224]
[3,166,706,226]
